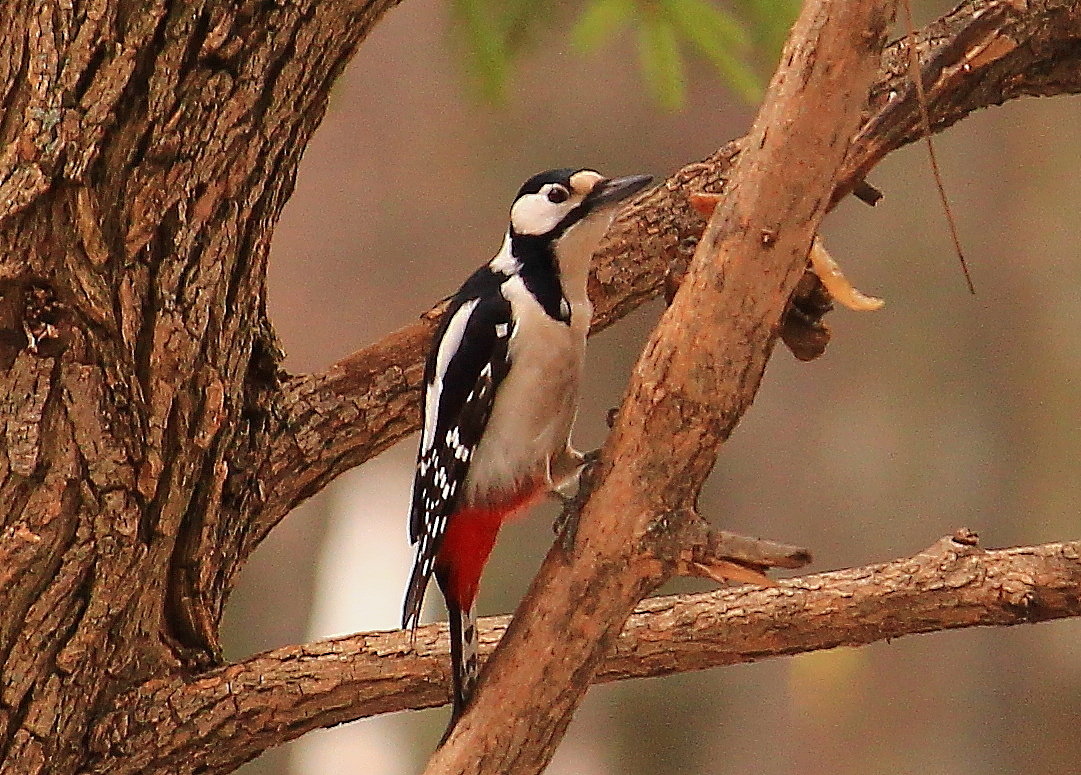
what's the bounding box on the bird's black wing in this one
[402,283,512,630]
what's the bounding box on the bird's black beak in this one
[586,174,653,210]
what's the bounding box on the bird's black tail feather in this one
[402,551,430,635]
[441,603,479,744]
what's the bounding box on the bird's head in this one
[509,168,653,240]
[502,169,652,300]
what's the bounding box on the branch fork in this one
[640,507,812,588]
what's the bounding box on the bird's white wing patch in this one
[423,298,480,453]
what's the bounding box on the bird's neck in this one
[550,213,612,309]
[508,232,571,322]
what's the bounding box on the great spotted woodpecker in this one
[402,168,652,722]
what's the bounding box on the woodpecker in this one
[402,167,652,722]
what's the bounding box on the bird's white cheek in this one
[510,194,568,236]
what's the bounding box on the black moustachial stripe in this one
[508,232,570,325]
[506,167,612,326]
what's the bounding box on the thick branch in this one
[255,0,1081,540]
[89,538,1081,775]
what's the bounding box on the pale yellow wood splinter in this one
[808,237,885,312]
[687,192,885,312]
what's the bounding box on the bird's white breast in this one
[463,275,590,505]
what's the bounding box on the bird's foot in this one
[552,449,601,555]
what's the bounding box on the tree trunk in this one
[0,1,398,770]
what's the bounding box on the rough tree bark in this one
[1,1,1080,775]
[0,1,403,771]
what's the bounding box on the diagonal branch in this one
[252,0,1081,543]
[88,537,1081,775]
[427,0,900,769]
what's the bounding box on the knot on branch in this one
[913,527,984,567]
[781,271,835,361]
[911,529,1081,621]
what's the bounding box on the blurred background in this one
[222,0,1081,772]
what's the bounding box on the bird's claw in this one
[552,449,602,555]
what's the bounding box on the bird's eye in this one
[547,186,569,204]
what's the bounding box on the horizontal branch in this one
[89,536,1081,775]
[251,0,1081,541]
